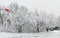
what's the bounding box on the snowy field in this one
[0,31,60,38]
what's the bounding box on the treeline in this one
[0,3,60,33]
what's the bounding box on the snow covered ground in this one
[0,31,60,38]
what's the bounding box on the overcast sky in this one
[0,0,60,16]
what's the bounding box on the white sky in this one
[0,0,60,17]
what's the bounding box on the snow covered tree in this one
[35,10,48,32]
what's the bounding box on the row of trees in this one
[0,3,60,33]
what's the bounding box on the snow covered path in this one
[0,31,60,38]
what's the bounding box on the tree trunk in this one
[37,27,39,32]
[17,26,22,33]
